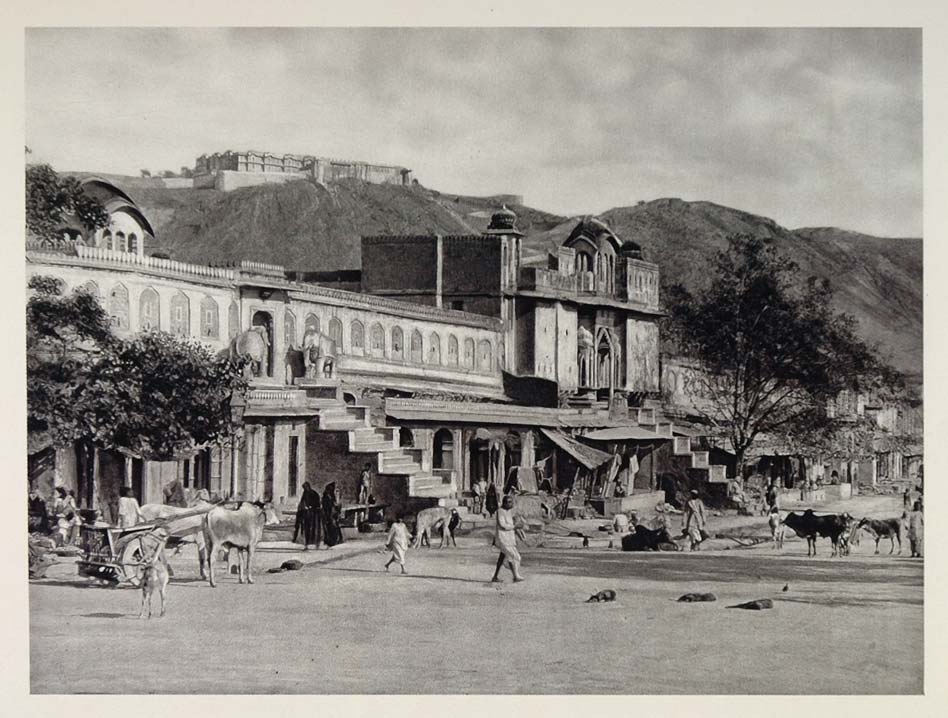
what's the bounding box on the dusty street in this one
[31,496,923,695]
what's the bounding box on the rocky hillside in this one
[526,199,922,381]
[68,175,922,381]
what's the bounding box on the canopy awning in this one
[582,426,667,442]
[539,428,613,470]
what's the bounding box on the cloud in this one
[25,27,921,236]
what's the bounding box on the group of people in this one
[28,486,82,546]
[470,478,499,518]
[292,480,346,550]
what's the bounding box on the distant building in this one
[193,150,413,191]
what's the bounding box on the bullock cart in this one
[76,502,217,587]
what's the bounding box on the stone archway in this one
[252,310,274,378]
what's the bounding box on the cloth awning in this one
[581,426,667,442]
[539,428,613,470]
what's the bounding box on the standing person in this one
[683,489,707,551]
[491,495,525,583]
[117,486,145,528]
[444,508,461,547]
[485,482,498,518]
[53,487,81,546]
[163,478,187,508]
[471,479,483,516]
[293,482,322,550]
[907,500,924,558]
[384,513,411,574]
[28,485,50,534]
[321,482,344,547]
[358,463,372,505]
[903,488,912,510]
[765,481,779,512]
[477,478,488,516]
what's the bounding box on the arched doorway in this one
[399,427,413,447]
[252,311,274,378]
[433,428,454,470]
[596,330,614,389]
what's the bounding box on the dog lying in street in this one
[139,532,170,619]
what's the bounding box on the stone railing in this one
[219,259,286,277]
[66,245,237,281]
[286,283,503,332]
[518,267,577,294]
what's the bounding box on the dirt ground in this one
[29,495,922,695]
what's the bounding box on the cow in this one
[782,510,854,557]
[856,517,903,555]
[768,509,785,550]
[621,525,679,552]
[202,502,280,587]
[411,506,453,549]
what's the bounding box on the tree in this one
[25,164,110,242]
[666,234,892,477]
[27,275,248,503]
[140,169,151,177]
[160,170,176,178]
[180,166,194,178]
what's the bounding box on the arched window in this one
[139,287,160,331]
[115,231,127,253]
[283,309,296,348]
[350,320,365,354]
[391,326,404,361]
[107,283,129,330]
[369,322,385,358]
[428,332,441,365]
[305,313,319,337]
[78,280,99,299]
[228,302,240,340]
[463,338,475,368]
[101,229,112,250]
[200,296,220,339]
[410,330,423,363]
[433,428,454,470]
[328,317,343,349]
[170,291,190,337]
[447,334,459,366]
[128,233,139,255]
[477,339,493,372]
[498,340,506,371]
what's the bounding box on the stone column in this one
[272,422,290,504]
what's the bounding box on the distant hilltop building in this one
[194,150,414,192]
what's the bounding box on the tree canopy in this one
[666,234,898,470]
[25,164,110,242]
[27,275,247,462]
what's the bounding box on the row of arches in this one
[78,280,234,341]
[283,310,498,373]
[100,230,141,255]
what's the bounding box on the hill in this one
[67,176,921,381]
[526,199,922,380]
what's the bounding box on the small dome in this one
[620,239,643,258]
[488,204,517,232]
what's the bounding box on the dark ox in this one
[856,517,902,555]
[782,510,854,557]
[621,525,678,552]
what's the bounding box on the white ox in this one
[139,491,214,580]
[202,502,280,587]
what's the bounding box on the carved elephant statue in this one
[228,326,270,378]
[302,329,337,379]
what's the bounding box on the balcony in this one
[518,267,577,294]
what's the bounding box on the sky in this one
[25,27,922,237]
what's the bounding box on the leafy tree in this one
[25,164,110,242]
[666,234,893,476]
[140,169,151,177]
[180,166,194,178]
[160,170,176,178]
[27,276,248,504]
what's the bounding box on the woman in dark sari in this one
[485,482,498,517]
[322,482,344,547]
[292,482,322,550]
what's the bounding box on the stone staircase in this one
[636,414,729,484]
[309,389,452,500]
